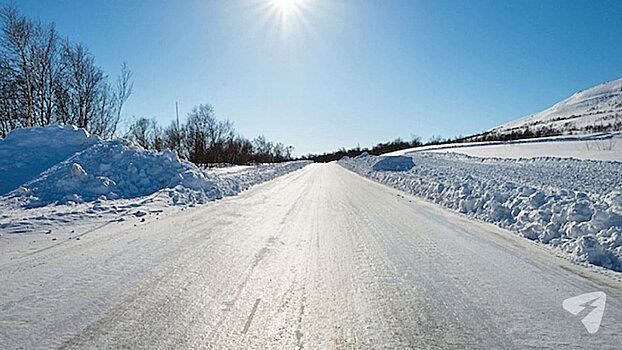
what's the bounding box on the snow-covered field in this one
[0,126,310,239]
[387,132,622,161]
[339,152,622,271]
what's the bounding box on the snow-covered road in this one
[1,164,621,349]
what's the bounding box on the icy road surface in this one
[1,164,621,349]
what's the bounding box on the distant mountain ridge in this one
[490,78,622,137]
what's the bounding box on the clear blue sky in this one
[9,0,622,155]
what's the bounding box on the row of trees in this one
[127,104,294,165]
[300,136,421,163]
[0,6,133,138]
[466,126,563,143]
[301,134,470,163]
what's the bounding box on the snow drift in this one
[339,153,622,271]
[0,126,309,208]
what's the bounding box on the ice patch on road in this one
[339,153,622,271]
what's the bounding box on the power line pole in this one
[175,101,180,128]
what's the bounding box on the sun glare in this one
[264,0,309,38]
[272,0,298,13]
[243,0,316,42]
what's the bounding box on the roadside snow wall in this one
[0,126,310,208]
[339,153,622,271]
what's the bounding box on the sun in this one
[243,0,316,41]
[272,0,298,12]
[264,0,309,38]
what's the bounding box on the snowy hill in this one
[491,78,622,136]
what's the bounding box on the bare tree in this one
[30,18,57,126]
[109,62,133,137]
[1,5,34,127]
[253,135,274,163]
[163,119,185,157]
[55,40,120,137]
[127,117,162,150]
[0,59,20,136]
[184,104,213,164]
[0,6,132,138]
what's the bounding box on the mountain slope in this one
[492,78,622,135]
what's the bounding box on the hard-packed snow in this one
[339,153,622,271]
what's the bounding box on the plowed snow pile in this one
[0,126,309,209]
[0,126,99,195]
[339,153,622,271]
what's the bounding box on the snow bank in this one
[339,153,622,271]
[0,125,98,195]
[157,161,311,206]
[1,127,310,208]
[5,139,219,207]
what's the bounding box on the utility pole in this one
[175,101,180,128]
